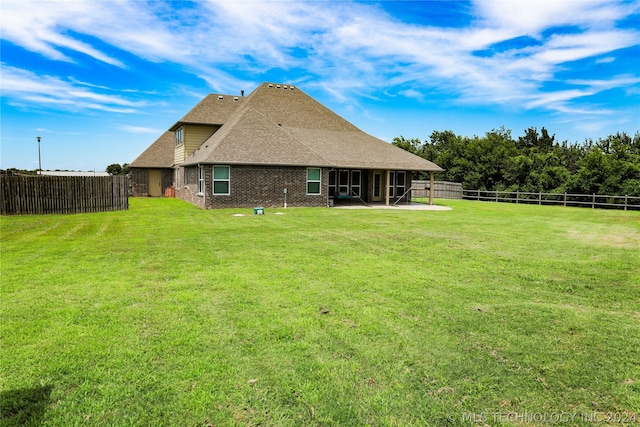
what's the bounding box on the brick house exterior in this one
[130,83,442,209]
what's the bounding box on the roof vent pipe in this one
[241,90,245,96]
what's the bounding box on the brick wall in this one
[172,165,413,208]
[176,165,328,209]
[212,165,327,209]
[175,166,206,209]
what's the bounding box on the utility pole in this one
[37,136,42,175]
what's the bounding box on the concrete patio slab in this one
[333,203,451,211]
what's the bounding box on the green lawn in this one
[1,198,638,426]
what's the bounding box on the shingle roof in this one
[184,83,443,172]
[169,94,246,130]
[130,131,174,168]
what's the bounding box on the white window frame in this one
[328,170,336,197]
[307,167,322,195]
[351,170,361,197]
[212,165,230,195]
[198,166,205,194]
[396,171,406,199]
[389,171,395,197]
[175,126,184,147]
[338,169,349,195]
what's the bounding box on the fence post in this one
[624,195,628,211]
[563,192,567,207]
[592,193,595,209]
[495,191,498,202]
[477,190,480,201]
[516,191,519,204]
[538,192,541,205]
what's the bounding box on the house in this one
[130,82,443,208]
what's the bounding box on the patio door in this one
[372,171,383,202]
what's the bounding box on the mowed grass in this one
[1,198,638,426]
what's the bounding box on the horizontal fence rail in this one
[1,175,129,215]
[412,181,463,199]
[462,189,640,211]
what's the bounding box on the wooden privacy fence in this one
[412,180,463,199]
[1,175,129,215]
[462,189,640,211]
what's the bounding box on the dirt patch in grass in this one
[566,227,640,248]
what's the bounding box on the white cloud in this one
[1,64,147,113]
[526,89,597,109]
[568,75,640,90]
[473,0,637,33]
[596,57,616,64]
[1,0,638,120]
[1,1,126,66]
[532,31,638,65]
[116,125,163,134]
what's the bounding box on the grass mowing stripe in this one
[1,198,638,426]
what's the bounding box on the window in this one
[396,171,406,198]
[184,167,189,185]
[175,126,184,147]
[307,168,321,195]
[389,171,395,197]
[338,170,349,194]
[351,170,361,197]
[373,173,381,198]
[212,166,230,195]
[198,166,205,194]
[328,170,336,197]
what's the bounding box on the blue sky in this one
[1,0,639,171]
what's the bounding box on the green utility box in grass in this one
[254,207,264,215]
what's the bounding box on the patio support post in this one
[429,171,434,205]
[385,169,391,205]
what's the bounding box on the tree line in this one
[393,127,640,197]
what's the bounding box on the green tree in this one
[106,163,123,175]
[395,128,639,196]
[392,136,423,155]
